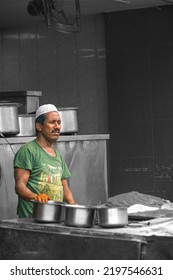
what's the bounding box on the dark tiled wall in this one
[0,15,108,135]
[105,6,173,200]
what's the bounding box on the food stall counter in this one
[1,215,173,260]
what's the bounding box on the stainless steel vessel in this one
[17,114,35,136]
[32,200,66,223]
[96,206,128,228]
[64,204,96,227]
[0,102,21,135]
[58,107,78,134]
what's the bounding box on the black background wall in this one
[105,5,173,201]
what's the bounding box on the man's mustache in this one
[51,129,60,133]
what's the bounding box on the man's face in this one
[36,111,61,142]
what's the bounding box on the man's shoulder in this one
[21,139,36,148]
[16,139,37,154]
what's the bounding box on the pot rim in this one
[96,206,127,210]
[0,102,22,107]
[19,114,35,117]
[31,199,66,206]
[65,204,95,210]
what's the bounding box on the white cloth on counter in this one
[131,219,173,236]
[127,204,159,214]
[161,202,173,210]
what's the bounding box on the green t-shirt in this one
[13,140,71,218]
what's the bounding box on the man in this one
[14,104,76,218]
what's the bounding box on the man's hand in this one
[34,193,51,203]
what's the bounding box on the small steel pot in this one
[64,204,96,227]
[96,206,128,228]
[58,107,78,135]
[32,200,66,223]
[17,114,35,136]
[0,102,21,135]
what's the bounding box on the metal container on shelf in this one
[0,102,21,135]
[17,114,36,136]
[58,107,78,135]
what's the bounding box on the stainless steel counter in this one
[0,218,143,260]
[1,217,173,259]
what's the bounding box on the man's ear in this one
[35,122,42,132]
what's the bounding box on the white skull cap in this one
[35,104,58,119]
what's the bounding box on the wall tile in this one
[113,120,153,158]
[19,27,37,61]
[77,56,96,89]
[37,27,56,60]
[39,89,57,105]
[56,32,76,57]
[105,10,148,49]
[2,30,19,62]
[19,61,38,90]
[96,54,107,88]
[77,88,98,134]
[77,16,96,49]
[152,82,173,120]
[147,7,173,47]
[57,55,77,90]
[150,45,173,83]
[97,86,109,133]
[38,59,57,91]
[2,62,19,90]
[153,120,173,158]
[56,88,78,107]
[108,47,150,85]
[95,15,106,48]
[112,82,152,121]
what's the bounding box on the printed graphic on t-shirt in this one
[37,163,63,201]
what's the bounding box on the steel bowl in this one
[17,114,36,136]
[32,200,66,223]
[0,102,22,135]
[96,206,128,228]
[64,204,96,228]
[58,107,78,135]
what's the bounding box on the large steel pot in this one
[64,204,96,227]
[0,102,21,135]
[58,107,78,135]
[32,200,66,223]
[17,114,35,136]
[96,206,128,228]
